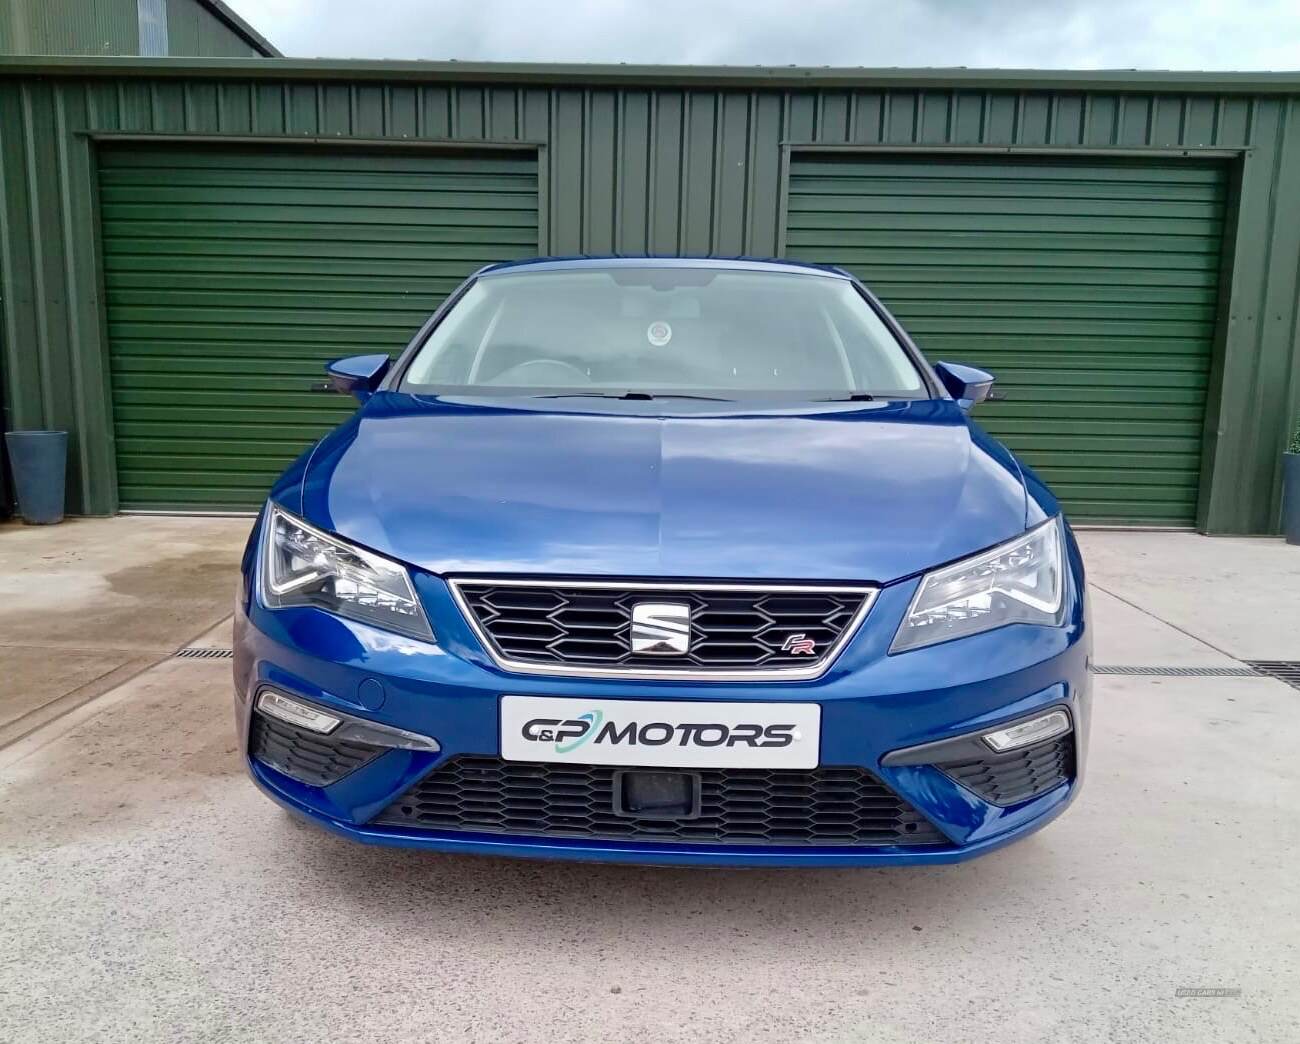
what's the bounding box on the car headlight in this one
[890,516,1065,653]
[260,503,434,642]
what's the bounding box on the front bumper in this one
[233,520,1092,868]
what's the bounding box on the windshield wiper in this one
[816,392,875,401]
[531,391,734,402]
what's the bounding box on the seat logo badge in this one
[630,602,692,655]
[782,633,817,656]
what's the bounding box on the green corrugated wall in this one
[0,0,266,57]
[161,0,269,58]
[0,62,1298,532]
[0,0,137,56]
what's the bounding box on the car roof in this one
[475,256,853,279]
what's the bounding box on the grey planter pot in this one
[4,430,67,525]
[1285,452,1300,545]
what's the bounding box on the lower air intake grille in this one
[936,735,1075,806]
[371,757,946,847]
[249,712,385,787]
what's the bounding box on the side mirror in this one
[325,354,391,402]
[934,361,995,412]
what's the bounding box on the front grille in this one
[249,712,385,787]
[451,580,874,676]
[371,757,947,847]
[936,735,1075,806]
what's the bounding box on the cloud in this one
[230,0,1300,69]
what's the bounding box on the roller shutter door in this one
[99,145,538,509]
[785,154,1228,525]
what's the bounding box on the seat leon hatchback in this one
[234,256,1090,867]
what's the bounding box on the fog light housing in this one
[982,709,1070,752]
[256,689,341,734]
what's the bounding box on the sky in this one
[226,0,1300,70]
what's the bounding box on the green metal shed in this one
[0,0,280,58]
[1,58,1298,533]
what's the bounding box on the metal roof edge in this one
[0,56,1298,94]
[195,0,282,58]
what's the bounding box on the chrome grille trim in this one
[447,578,879,681]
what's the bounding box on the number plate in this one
[500,695,821,769]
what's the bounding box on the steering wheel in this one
[484,359,592,386]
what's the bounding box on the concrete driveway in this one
[0,516,253,748]
[1,518,1297,1043]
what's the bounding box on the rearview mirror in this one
[933,361,995,412]
[325,354,391,402]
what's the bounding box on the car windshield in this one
[399,267,928,399]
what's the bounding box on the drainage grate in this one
[175,647,235,660]
[1091,664,1260,678]
[1244,661,1300,689]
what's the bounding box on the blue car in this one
[234,256,1090,867]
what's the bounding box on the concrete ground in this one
[0,516,253,748]
[1,519,1298,1043]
